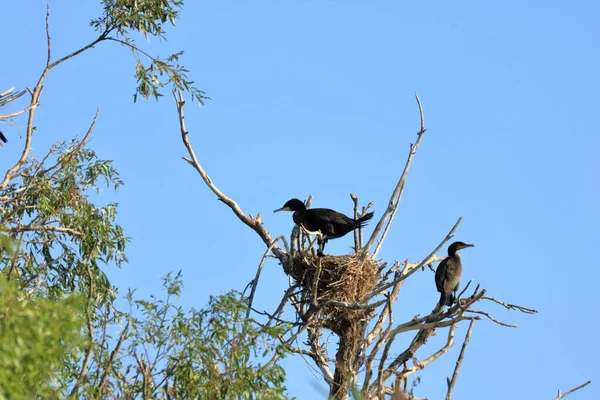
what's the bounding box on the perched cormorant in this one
[435,241,474,308]
[0,131,7,146]
[274,198,374,256]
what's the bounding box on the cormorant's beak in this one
[464,243,475,248]
[273,206,292,213]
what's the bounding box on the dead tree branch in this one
[245,235,286,319]
[445,319,475,400]
[553,381,591,399]
[363,93,427,258]
[174,91,287,262]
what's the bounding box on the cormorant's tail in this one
[0,131,7,144]
[438,292,453,307]
[354,211,374,227]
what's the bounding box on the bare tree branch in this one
[481,295,538,314]
[466,309,517,328]
[363,92,427,258]
[446,319,475,400]
[245,236,285,319]
[363,217,461,305]
[553,381,591,400]
[173,91,287,262]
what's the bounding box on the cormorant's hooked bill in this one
[435,241,474,308]
[274,198,374,257]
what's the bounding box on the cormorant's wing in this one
[434,258,448,292]
[308,208,353,225]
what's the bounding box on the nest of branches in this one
[287,252,380,332]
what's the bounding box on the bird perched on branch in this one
[435,241,474,308]
[0,131,7,146]
[274,198,374,256]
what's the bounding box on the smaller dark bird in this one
[274,198,374,256]
[435,241,474,308]
[0,131,7,146]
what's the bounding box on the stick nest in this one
[286,252,381,330]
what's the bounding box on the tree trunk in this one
[329,319,365,399]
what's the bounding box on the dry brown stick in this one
[174,91,287,262]
[446,319,475,400]
[553,381,591,399]
[363,92,427,258]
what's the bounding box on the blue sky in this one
[1,1,599,399]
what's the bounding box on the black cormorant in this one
[274,198,374,256]
[435,241,474,308]
[0,131,6,145]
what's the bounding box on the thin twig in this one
[553,381,591,399]
[481,295,538,314]
[446,319,475,400]
[245,236,285,318]
[466,309,516,328]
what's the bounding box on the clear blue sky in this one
[2,1,599,399]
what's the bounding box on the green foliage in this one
[0,276,85,400]
[1,2,289,398]
[0,226,14,255]
[0,139,127,302]
[90,0,208,103]
[69,272,291,399]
